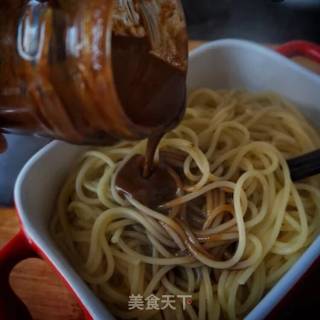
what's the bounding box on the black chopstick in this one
[287,149,320,181]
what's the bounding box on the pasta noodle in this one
[50,89,320,319]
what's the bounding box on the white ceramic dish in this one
[2,39,320,320]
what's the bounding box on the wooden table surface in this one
[1,41,320,320]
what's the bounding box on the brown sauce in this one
[112,35,186,129]
[115,154,178,209]
[142,134,164,178]
[113,32,187,208]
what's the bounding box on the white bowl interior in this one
[15,39,320,320]
[187,40,320,123]
[15,142,113,319]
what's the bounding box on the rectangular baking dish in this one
[1,39,320,320]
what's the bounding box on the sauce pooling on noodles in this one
[51,89,320,320]
[115,154,179,208]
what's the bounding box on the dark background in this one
[1,0,320,207]
[184,0,320,42]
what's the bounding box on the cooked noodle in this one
[50,89,320,320]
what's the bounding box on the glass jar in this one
[0,0,188,145]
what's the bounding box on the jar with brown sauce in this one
[0,0,188,145]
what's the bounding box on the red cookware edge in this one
[0,215,93,320]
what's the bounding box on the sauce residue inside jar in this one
[112,35,186,129]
